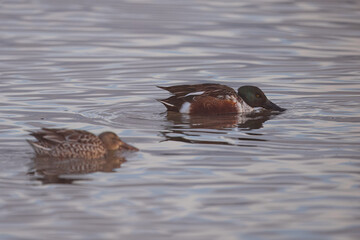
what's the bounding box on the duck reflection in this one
[28,152,126,184]
[26,128,138,184]
[161,111,281,146]
[165,111,274,130]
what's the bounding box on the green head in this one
[237,86,285,112]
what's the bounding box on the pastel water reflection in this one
[0,0,360,239]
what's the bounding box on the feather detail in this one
[158,84,244,114]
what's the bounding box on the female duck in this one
[27,128,138,159]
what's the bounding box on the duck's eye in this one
[255,94,260,98]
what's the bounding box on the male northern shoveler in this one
[158,83,285,115]
[27,128,138,159]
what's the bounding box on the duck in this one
[158,83,285,115]
[27,128,138,159]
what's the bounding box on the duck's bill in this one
[263,99,286,112]
[121,142,139,151]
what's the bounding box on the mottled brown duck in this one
[27,128,138,159]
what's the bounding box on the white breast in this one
[235,98,254,113]
[179,102,191,113]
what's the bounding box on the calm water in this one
[1,0,360,239]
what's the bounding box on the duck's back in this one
[158,84,244,114]
[28,128,106,159]
[159,84,234,97]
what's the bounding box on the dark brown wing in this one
[157,84,232,97]
[29,128,98,146]
[157,96,185,112]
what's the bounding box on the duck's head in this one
[99,132,138,151]
[238,86,286,112]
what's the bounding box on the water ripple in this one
[0,0,360,239]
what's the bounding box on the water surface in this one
[1,0,360,239]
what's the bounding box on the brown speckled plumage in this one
[27,128,138,159]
